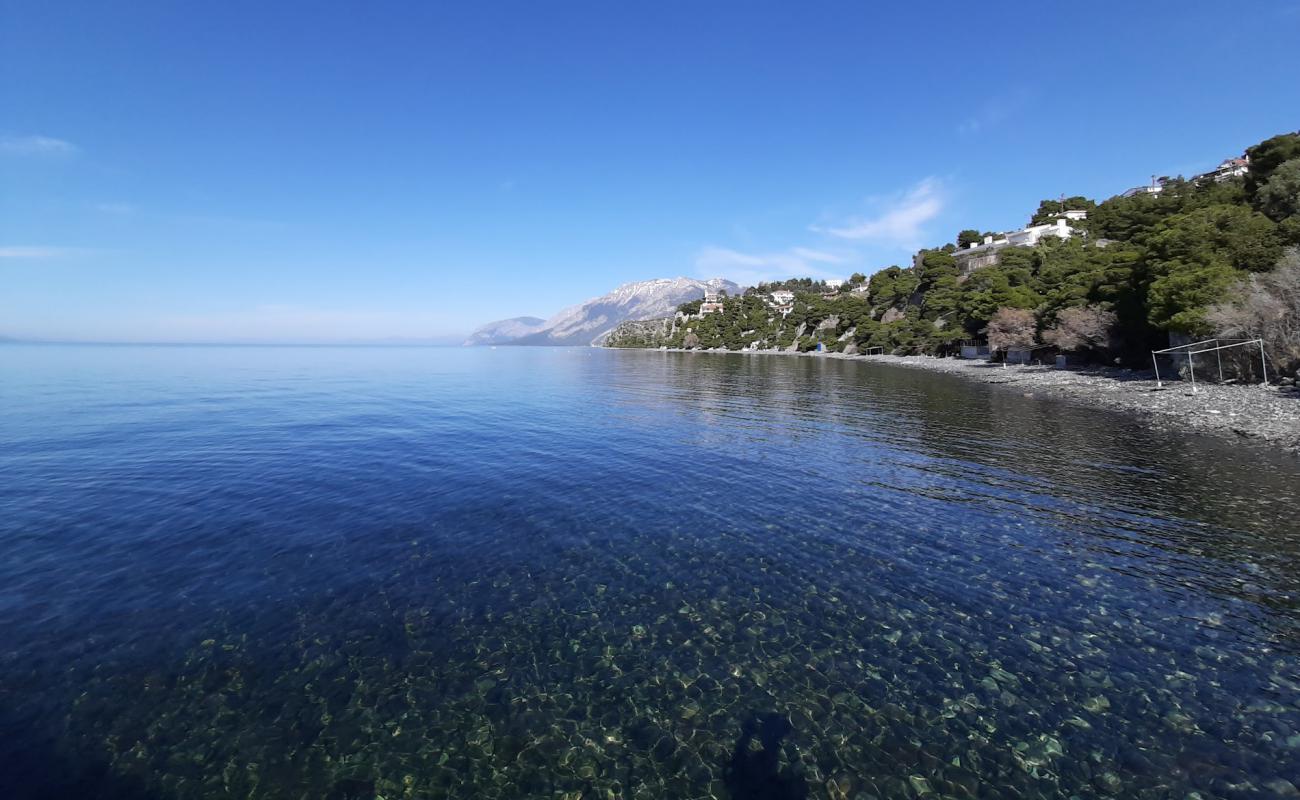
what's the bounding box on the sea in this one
[1,343,1298,799]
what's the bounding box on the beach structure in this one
[1004,344,1055,365]
[1151,338,1270,392]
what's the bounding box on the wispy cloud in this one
[696,177,953,285]
[812,177,946,249]
[696,246,847,285]
[0,245,92,259]
[956,88,1033,135]
[95,202,137,215]
[0,134,78,157]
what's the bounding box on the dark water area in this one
[2,344,1298,799]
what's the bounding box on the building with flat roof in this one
[952,215,1083,275]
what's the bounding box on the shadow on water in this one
[723,713,808,800]
[0,730,165,800]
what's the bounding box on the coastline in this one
[620,347,1300,455]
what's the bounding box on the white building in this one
[699,289,725,315]
[1203,156,1249,183]
[1005,217,1076,247]
[953,215,1083,275]
[1122,176,1168,198]
[768,289,795,317]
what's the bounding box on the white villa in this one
[1122,176,1169,198]
[699,289,725,315]
[952,214,1084,275]
[768,289,795,316]
[1122,154,1249,197]
[1204,156,1249,183]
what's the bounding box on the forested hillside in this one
[606,132,1300,374]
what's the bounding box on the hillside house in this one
[1122,176,1169,198]
[699,289,725,315]
[768,289,795,316]
[1202,156,1249,183]
[952,215,1082,276]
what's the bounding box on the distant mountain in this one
[469,277,742,347]
[462,316,547,346]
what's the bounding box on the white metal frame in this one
[1151,337,1269,392]
[863,346,885,355]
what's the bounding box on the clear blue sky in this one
[3,1,1298,342]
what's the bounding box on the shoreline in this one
[619,347,1300,455]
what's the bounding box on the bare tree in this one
[1207,248,1300,376]
[1042,306,1118,352]
[985,307,1037,351]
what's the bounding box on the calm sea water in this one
[2,344,1298,800]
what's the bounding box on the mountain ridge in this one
[465,277,741,346]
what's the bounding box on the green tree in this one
[867,266,918,311]
[1255,157,1300,222]
[1246,133,1300,196]
[1030,196,1096,225]
[915,250,961,322]
[1147,258,1240,333]
[1145,204,1281,274]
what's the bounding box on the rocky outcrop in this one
[603,317,677,348]
[785,323,808,352]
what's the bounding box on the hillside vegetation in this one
[606,132,1300,375]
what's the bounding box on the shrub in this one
[1042,306,1118,352]
[1206,248,1300,376]
[985,307,1037,351]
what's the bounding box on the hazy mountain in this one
[462,316,548,346]
[472,277,741,347]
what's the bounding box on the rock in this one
[683,332,701,349]
[842,342,859,355]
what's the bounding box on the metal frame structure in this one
[1151,337,1269,392]
[863,346,885,355]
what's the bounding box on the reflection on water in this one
[1,345,1298,799]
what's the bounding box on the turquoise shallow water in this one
[1,344,1298,799]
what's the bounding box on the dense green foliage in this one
[607,132,1300,367]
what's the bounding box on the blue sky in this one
[3,1,1299,342]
